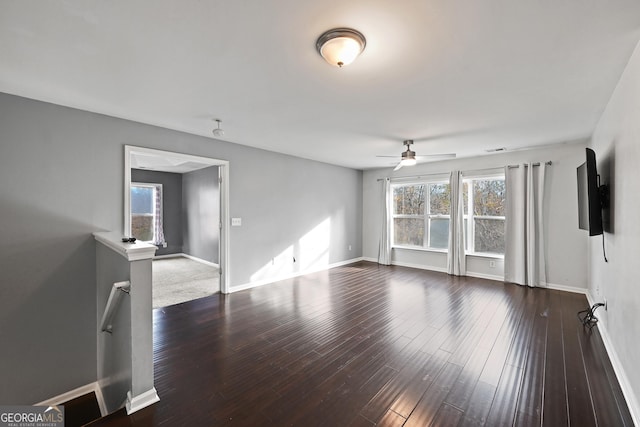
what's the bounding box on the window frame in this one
[130,182,163,243]
[391,179,451,251]
[462,175,506,257]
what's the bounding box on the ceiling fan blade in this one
[376,155,400,158]
[416,153,456,159]
[393,162,403,171]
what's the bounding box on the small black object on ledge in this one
[121,237,137,243]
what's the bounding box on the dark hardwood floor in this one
[89,261,632,426]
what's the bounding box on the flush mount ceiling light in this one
[212,119,224,137]
[316,28,366,67]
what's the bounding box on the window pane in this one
[463,182,469,213]
[474,218,505,254]
[429,183,450,215]
[393,185,425,215]
[394,218,424,247]
[429,217,449,249]
[473,179,505,216]
[131,186,155,242]
[464,217,468,249]
[131,186,154,214]
[131,215,154,242]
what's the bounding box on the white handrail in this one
[100,281,131,333]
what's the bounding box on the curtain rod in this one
[507,161,552,169]
[376,161,552,182]
[376,171,449,182]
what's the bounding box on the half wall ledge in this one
[94,231,158,415]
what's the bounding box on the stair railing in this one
[100,281,131,333]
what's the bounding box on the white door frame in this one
[124,145,231,294]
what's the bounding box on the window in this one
[130,183,163,243]
[392,181,450,249]
[463,177,505,254]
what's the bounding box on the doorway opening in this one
[124,146,230,304]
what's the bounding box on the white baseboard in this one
[180,253,220,268]
[153,253,183,260]
[585,292,640,426]
[465,271,503,281]
[391,260,448,274]
[230,257,364,293]
[363,258,503,281]
[36,381,107,417]
[545,282,587,295]
[126,387,160,415]
[154,252,220,268]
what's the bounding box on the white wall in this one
[363,142,589,289]
[589,40,640,422]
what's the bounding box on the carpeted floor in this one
[152,256,219,309]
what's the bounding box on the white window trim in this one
[463,175,505,257]
[391,180,450,251]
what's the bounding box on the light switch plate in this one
[231,218,242,226]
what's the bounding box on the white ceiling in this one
[1,1,640,170]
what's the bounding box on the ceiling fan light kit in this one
[316,28,366,67]
[379,139,456,171]
[400,140,417,166]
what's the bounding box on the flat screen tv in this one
[577,148,603,236]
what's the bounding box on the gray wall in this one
[589,40,640,418]
[362,142,589,289]
[0,92,363,404]
[131,169,183,256]
[182,166,219,263]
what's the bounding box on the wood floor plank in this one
[86,262,633,427]
[560,293,597,427]
[431,403,464,427]
[404,362,463,427]
[541,289,569,427]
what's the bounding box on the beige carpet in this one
[152,256,219,309]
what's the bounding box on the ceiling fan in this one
[378,140,456,171]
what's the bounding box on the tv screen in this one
[577,148,603,236]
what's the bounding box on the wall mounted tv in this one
[577,148,606,236]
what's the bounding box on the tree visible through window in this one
[391,176,505,254]
[463,177,505,254]
[392,182,450,249]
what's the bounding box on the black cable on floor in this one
[577,303,605,330]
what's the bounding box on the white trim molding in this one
[126,388,160,415]
[154,253,220,269]
[390,260,448,274]
[545,282,587,295]
[94,232,157,261]
[36,381,107,417]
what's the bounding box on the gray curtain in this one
[447,171,466,275]
[378,178,392,265]
[153,184,166,246]
[504,163,547,286]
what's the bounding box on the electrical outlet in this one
[348,245,352,251]
[489,260,496,268]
